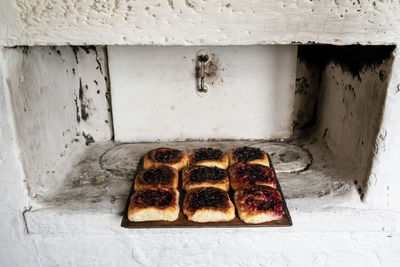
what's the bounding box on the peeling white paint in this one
[7,46,112,198]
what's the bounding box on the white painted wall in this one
[1,44,399,266]
[8,46,112,199]
[0,48,39,266]
[1,1,400,46]
[109,45,297,142]
[365,48,400,210]
[1,0,400,265]
[21,211,400,266]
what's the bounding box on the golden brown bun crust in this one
[182,166,229,191]
[183,187,235,222]
[144,148,188,171]
[134,166,179,190]
[234,186,283,224]
[228,146,269,167]
[228,163,276,190]
[188,148,229,169]
[128,188,179,222]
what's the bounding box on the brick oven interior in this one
[1,1,400,264]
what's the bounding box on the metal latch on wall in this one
[197,51,209,93]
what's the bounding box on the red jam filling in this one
[189,187,227,210]
[193,148,223,162]
[242,187,282,211]
[153,149,181,162]
[235,164,274,184]
[135,188,173,206]
[233,146,263,162]
[142,167,173,184]
[189,166,226,182]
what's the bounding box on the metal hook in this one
[197,53,209,93]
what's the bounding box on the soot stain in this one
[195,53,219,85]
[71,46,79,64]
[70,46,103,75]
[344,84,356,98]
[78,78,90,121]
[295,77,310,95]
[74,93,80,123]
[82,132,95,146]
[298,45,395,80]
[82,46,103,75]
[22,46,30,55]
[323,128,328,138]
[379,70,387,81]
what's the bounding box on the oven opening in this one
[5,44,395,223]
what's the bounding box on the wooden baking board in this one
[121,154,292,228]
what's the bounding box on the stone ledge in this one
[24,140,371,235]
[24,201,400,235]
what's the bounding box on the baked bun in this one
[128,188,179,222]
[228,146,269,167]
[188,148,229,169]
[182,166,229,191]
[144,148,188,171]
[134,166,178,190]
[183,187,235,223]
[234,186,283,224]
[228,163,276,190]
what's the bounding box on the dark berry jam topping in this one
[235,164,274,184]
[244,196,281,211]
[242,187,282,211]
[142,167,173,184]
[193,148,223,162]
[189,167,226,182]
[233,146,263,162]
[153,149,181,162]
[243,186,273,197]
[189,187,227,210]
[135,188,173,207]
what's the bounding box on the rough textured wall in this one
[366,48,400,210]
[0,0,399,46]
[316,55,393,201]
[8,46,112,198]
[0,48,38,266]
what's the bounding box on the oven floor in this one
[30,138,360,216]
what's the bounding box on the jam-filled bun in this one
[228,163,276,190]
[134,166,179,190]
[128,188,179,222]
[182,166,229,192]
[234,186,283,224]
[144,148,188,171]
[228,146,269,167]
[183,187,235,223]
[188,148,229,169]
